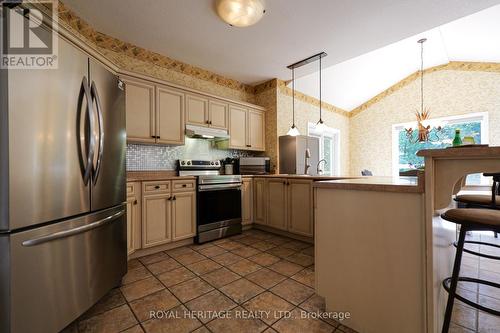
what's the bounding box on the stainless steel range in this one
[177,160,242,243]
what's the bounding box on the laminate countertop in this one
[127,171,195,182]
[241,174,357,181]
[313,175,424,193]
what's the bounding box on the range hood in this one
[185,124,230,140]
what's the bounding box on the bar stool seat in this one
[455,194,500,207]
[440,208,500,333]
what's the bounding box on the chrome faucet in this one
[304,148,311,175]
[317,159,327,175]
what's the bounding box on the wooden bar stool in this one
[455,172,500,238]
[440,208,500,333]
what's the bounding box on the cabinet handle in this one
[246,144,251,147]
[133,199,137,205]
[173,196,176,201]
[209,120,212,125]
[151,135,156,138]
[182,184,187,187]
[154,185,160,189]
[157,136,160,139]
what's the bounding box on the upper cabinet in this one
[226,105,265,151]
[156,85,185,145]
[186,94,208,127]
[124,77,184,145]
[124,78,156,144]
[123,76,264,149]
[186,94,229,130]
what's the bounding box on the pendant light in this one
[315,54,326,133]
[287,67,300,136]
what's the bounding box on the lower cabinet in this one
[253,178,267,225]
[242,178,253,225]
[267,178,288,231]
[142,193,173,248]
[172,191,196,241]
[126,182,142,255]
[253,178,313,237]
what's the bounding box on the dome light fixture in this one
[215,0,266,27]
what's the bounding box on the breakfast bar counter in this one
[313,146,500,333]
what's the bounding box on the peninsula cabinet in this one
[123,77,185,145]
[226,105,265,151]
[242,178,253,225]
[186,94,229,130]
[141,180,196,248]
[253,178,313,237]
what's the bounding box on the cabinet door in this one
[186,94,208,127]
[142,194,172,248]
[124,79,156,143]
[229,105,248,149]
[209,100,228,129]
[156,86,185,145]
[248,109,265,151]
[288,180,313,237]
[172,192,196,241]
[267,179,288,230]
[242,178,253,225]
[254,178,266,225]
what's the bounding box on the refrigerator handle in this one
[79,76,95,186]
[21,209,125,247]
[90,81,104,184]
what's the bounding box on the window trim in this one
[308,122,341,176]
[392,112,489,178]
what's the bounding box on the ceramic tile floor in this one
[449,232,500,333]
[63,229,357,333]
[63,230,500,333]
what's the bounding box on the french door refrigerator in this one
[0,31,127,333]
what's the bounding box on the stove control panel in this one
[178,160,221,169]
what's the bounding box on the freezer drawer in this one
[1,205,127,333]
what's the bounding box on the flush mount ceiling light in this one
[215,0,265,27]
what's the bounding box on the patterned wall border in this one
[349,61,500,118]
[57,1,255,95]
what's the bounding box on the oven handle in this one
[198,183,242,192]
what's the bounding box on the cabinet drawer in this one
[126,183,135,197]
[143,181,170,194]
[172,179,196,192]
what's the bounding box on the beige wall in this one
[350,70,500,176]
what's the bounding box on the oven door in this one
[197,184,242,232]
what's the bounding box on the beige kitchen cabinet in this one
[248,109,265,151]
[241,178,253,225]
[287,179,313,237]
[124,78,156,143]
[253,178,267,225]
[126,182,142,255]
[228,105,248,149]
[142,192,172,248]
[226,105,265,151]
[141,180,196,248]
[172,191,196,241]
[186,94,208,127]
[156,86,185,145]
[266,178,288,231]
[208,100,228,129]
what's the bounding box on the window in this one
[308,123,340,176]
[392,112,489,183]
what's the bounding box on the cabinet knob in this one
[173,196,176,201]
[154,185,160,189]
[133,199,137,205]
[182,184,187,187]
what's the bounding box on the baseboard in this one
[128,238,194,260]
[252,224,314,244]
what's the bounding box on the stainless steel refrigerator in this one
[279,135,320,175]
[0,30,127,333]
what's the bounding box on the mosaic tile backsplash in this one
[126,138,253,171]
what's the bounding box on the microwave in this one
[235,157,271,175]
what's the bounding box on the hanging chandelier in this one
[405,38,442,143]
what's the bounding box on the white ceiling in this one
[295,4,500,111]
[63,0,500,86]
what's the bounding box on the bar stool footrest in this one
[453,240,500,261]
[443,277,500,316]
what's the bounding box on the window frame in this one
[308,122,341,176]
[392,112,489,178]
